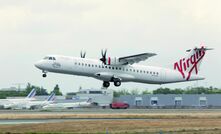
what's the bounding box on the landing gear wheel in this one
[103,81,110,88]
[42,73,47,78]
[114,80,121,87]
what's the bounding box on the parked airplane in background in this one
[42,98,93,109]
[1,89,36,109]
[35,46,212,88]
[23,92,56,109]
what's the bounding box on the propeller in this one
[100,49,107,64]
[80,51,86,58]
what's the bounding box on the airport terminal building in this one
[116,94,221,108]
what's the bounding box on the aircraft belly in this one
[128,70,163,84]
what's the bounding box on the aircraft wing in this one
[118,53,156,65]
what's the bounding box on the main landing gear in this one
[102,78,122,88]
[114,79,121,87]
[103,81,110,88]
[112,77,121,87]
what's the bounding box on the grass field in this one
[0,110,221,134]
[0,119,221,134]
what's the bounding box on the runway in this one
[0,109,221,133]
[0,118,159,125]
[0,108,221,124]
[1,108,221,114]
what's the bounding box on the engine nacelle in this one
[106,57,123,65]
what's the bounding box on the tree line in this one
[0,83,62,99]
[114,86,221,97]
[1,84,221,99]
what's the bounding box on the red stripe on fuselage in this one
[108,57,111,65]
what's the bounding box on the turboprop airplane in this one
[1,89,36,109]
[42,98,93,109]
[35,46,212,88]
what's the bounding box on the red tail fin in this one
[174,46,211,80]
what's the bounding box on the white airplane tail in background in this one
[174,46,213,80]
[46,92,56,102]
[87,98,92,103]
[26,89,36,99]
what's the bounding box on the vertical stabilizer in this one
[174,46,212,80]
[47,92,56,102]
[26,89,36,99]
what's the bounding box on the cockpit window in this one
[43,56,56,60]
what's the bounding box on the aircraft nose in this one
[34,61,43,69]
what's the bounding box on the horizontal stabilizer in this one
[186,47,213,52]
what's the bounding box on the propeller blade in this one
[104,49,107,58]
[100,49,107,64]
[80,51,86,58]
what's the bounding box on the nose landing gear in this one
[42,73,47,78]
[42,71,47,78]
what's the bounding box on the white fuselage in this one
[35,55,204,85]
[43,101,92,109]
[0,98,35,109]
[23,100,53,109]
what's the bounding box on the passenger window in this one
[112,67,114,70]
[49,57,53,60]
[109,67,111,69]
[92,65,94,67]
[53,57,56,60]
[95,65,97,67]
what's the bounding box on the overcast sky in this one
[0,0,220,93]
